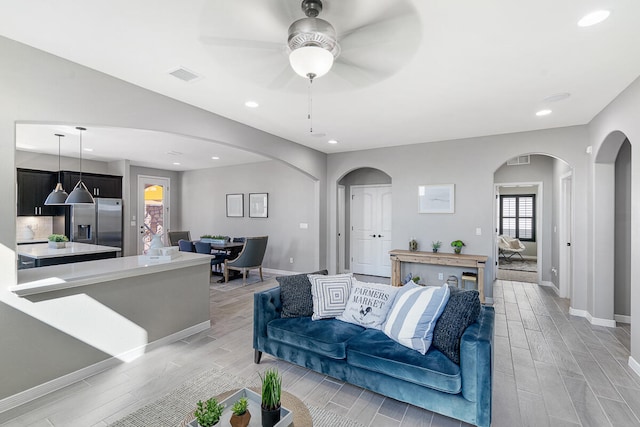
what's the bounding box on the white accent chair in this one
[498,235,526,262]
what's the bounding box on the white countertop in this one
[17,238,49,245]
[11,252,213,296]
[17,242,122,259]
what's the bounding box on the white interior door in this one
[350,185,392,277]
[338,185,346,273]
[137,175,170,255]
[560,173,573,298]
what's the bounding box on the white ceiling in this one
[4,0,640,161]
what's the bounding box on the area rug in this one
[498,258,537,272]
[108,367,365,427]
[211,272,275,292]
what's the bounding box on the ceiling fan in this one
[199,0,421,90]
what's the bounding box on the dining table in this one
[203,241,245,282]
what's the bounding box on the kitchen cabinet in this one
[16,169,64,216]
[62,171,122,198]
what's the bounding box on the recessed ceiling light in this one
[536,109,552,116]
[328,139,338,144]
[211,156,220,160]
[83,148,94,152]
[172,162,181,165]
[578,10,610,27]
[245,101,259,108]
[543,92,571,103]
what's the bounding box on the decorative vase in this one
[230,410,251,427]
[432,248,438,253]
[48,241,66,249]
[409,239,418,252]
[261,406,281,427]
[454,247,462,254]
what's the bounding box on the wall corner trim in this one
[0,320,210,413]
[614,314,631,324]
[569,307,617,328]
[539,281,559,296]
[629,356,640,379]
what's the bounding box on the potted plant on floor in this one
[230,396,251,427]
[259,368,282,427]
[194,397,225,427]
[451,239,465,254]
[47,234,69,249]
[431,240,442,252]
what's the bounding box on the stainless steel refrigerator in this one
[68,198,123,249]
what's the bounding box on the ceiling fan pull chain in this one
[308,76,314,133]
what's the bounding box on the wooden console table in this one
[389,250,488,303]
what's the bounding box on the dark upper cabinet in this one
[16,169,64,216]
[62,171,122,198]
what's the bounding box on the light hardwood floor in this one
[0,279,638,426]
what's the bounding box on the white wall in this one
[180,161,319,272]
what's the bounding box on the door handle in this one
[378,235,383,238]
[566,242,571,247]
[370,234,377,238]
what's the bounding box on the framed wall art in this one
[249,193,268,218]
[418,184,455,213]
[226,193,244,217]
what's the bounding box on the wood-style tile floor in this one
[0,279,638,426]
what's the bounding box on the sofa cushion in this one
[337,279,399,329]
[347,329,462,394]
[267,317,364,359]
[432,288,482,364]
[309,273,353,320]
[277,270,328,318]
[382,283,450,354]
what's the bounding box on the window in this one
[500,194,535,241]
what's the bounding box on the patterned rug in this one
[108,367,364,427]
[211,271,275,292]
[498,258,537,272]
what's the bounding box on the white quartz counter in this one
[11,252,213,296]
[17,242,122,259]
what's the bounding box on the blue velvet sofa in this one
[253,286,494,427]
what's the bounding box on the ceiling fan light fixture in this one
[289,45,334,79]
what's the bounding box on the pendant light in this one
[44,133,69,205]
[65,126,95,204]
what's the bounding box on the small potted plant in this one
[230,396,251,427]
[47,234,69,249]
[431,240,442,253]
[194,397,225,427]
[259,368,282,427]
[411,275,421,284]
[451,239,465,254]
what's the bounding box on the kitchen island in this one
[17,242,121,268]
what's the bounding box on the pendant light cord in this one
[55,134,64,183]
[75,126,86,186]
[307,74,315,133]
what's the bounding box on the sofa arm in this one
[460,306,494,427]
[253,286,283,354]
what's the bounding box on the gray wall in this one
[338,167,392,270]
[0,36,326,403]
[326,127,590,302]
[180,160,319,272]
[615,139,631,317]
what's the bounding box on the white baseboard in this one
[569,308,616,328]
[615,314,632,324]
[629,356,640,379]
[539,281,559,296]
[0,320,210,413]
[263,268,296,276]
[484,297,494,305]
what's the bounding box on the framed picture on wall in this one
[226,193,244,217]
[249,193,268,218]
[418,184,455,213]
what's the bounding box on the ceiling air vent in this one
[507,155,530,166]
[168,67,202,83]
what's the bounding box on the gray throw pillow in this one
[277,270,328,318]
[432,288,481,364]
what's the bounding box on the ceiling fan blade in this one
[268,63,297,90]
[199,36,284,51]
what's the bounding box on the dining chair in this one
[178,239,195,252]
[224,236,268,283]
[194,241,225,275]
[168,231,191,246]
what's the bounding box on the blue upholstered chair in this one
[194,241,225,274]
[178,239,194,252]
[232,237,246,243]
[224,236,268,283]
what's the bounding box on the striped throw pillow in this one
[382,283,451,354]
[309,274,353,320]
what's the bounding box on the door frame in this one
[559,172,573,299]
[137,175,170,254]
[338,185,346,273]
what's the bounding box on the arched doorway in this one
[337,167,392,276]
[493,154,573,296]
